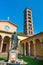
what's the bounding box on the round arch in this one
[2,36,10,52]
[35,39,42,57]
[3,36,10,43]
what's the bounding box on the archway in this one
[30,41,34,56]
[0,35,2,51]
[26,42,29,56]
[2,36,10,52]
[35,39,42,57]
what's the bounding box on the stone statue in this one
[11,32,18,50]
[7,32,18,63]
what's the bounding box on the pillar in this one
[33,43,36,58]
[18,39,21,54]
[1,39,3,52]
[28,43,30,57]
[9,39,11,50]
[24,43,26,56]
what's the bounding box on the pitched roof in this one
[0,20,18,27]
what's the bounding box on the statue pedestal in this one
[8,49,18,63]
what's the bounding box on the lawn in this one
[18,56,43,65]
[0,56,43,65]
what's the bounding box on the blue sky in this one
[0,0,43,34]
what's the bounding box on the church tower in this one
[24,8,34,36]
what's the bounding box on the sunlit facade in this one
[0,20,43,60]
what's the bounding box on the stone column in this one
[28,43,30,57]
[34,43,36,58]
[1,39,3,52]
[9,39,11,50]
[24,43,26,56]
[18,39,21,54]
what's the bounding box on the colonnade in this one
[20,39,43,58]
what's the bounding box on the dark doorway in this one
[2,44,7,52]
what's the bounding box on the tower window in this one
[31,31,33,34]
[31,27,32,30]
[29,27,30,29]
[28,20,31,23]
[28,17,31,19]
[28,14,31,16]
[29,24,32,26]
[28,11,31,13]
[29,31,30,34]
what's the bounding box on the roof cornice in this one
[0,20,18,27]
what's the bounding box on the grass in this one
[0,56,43,65]
[18,56,43,65]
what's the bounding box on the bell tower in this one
[24,8,34,36]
